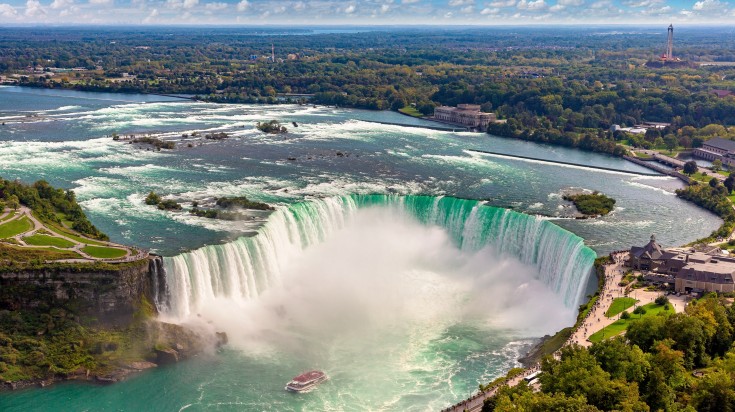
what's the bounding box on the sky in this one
[0,0,732,25]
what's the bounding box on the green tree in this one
[711,177,720,188]
[589,338,650,383]
[683,160,698,175]
[627,315,668,352]
[692,370,735,412]
[664,134,678,153]
[725,176,735,194]
[712,159,723,172]
[540,345,648,412]
[7,195,20,210]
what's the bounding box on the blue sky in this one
[0,0,732,24]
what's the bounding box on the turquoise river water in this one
[0,86,721,411]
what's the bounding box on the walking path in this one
[0,206,147,263]
[441,251,686,412]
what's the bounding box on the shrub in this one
[621,311,631,319]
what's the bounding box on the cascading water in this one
[162,195,596,318]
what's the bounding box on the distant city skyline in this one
[0,0,732,25]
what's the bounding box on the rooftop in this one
[703,137,735,152]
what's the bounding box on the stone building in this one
[433,104,496,130]
[693,137,735,168]
[627,235,735,293]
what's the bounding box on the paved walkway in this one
[1,206,147,263]
[567,252,684,347]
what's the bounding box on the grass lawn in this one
[0,242,82,262]
[0,217,34,239]
[36,213,106,246]
[634,152,653,159]
[23,234,76,248]
[690,172,717,184]
[0,210,16,222]
[82,245,128,259]
[398,106,423,118]
[589,302,673,343]
[605,297,638,317]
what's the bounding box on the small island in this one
[256,120,287,134]
[563,191,616,217]
[144,193,274,219]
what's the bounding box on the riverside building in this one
[432,104,496,131]
[692,137,735,168]
[627,235,735,294]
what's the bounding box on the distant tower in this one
[271,44,275,62]
[665,24,673,60]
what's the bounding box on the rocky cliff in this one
[0,256,166,326]
[0,256,215,389]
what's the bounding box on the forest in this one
[1,27,734,129]
[484,293,735,412]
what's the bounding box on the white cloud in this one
[693,0,723,11]
[89,0,112,5]
[380,4,390,12]
[624,0,660,7]
[0,3,17,17]
[167,0,197,9]
[549,4,564,11]
[50,0,73,9]
[589,0,611,9]
[205,1,226,10]
[517,0,546,10]
[293,1,306,10]
[448,0,473,6]
[402,0,420,3]
[558,0,583,5]
[489,0,515,6]
[142,7,158,22]
[480,7,499,14]
[25,0,45,16]
[344,4,355,13]
[236,0,248,11]
[460,5,473,12]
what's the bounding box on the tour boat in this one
[285,370,328,393]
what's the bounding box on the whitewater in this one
[0,86,722,412]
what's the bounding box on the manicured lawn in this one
[36,213,106,246]
[0,217,34,239]
[23,234,76,248]
[398,106,423,117]
[690,172,716,184]
[634,152,653,159]
[82,245,128,259]
[589,302,673,343]
[0,243,82,262]
[0,210,16,223]
[605,297,638,317]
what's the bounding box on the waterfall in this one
[162,195,596,318]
